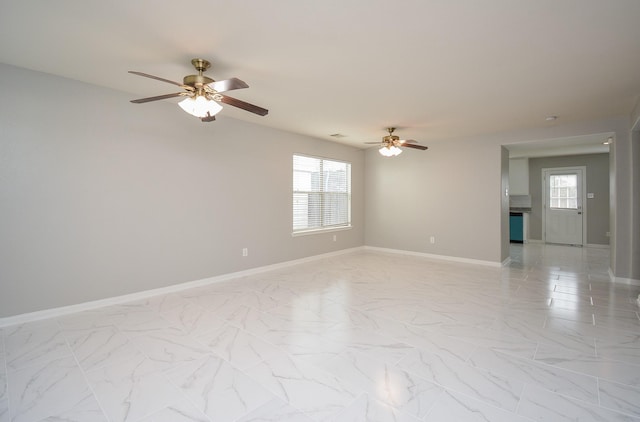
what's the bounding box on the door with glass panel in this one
[543,167,585,245]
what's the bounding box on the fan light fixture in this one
[365,127,428,156]
[129,58,268,123]
[379,145,403,157]
[178,95,223,118]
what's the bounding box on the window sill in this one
[291,226,352,237]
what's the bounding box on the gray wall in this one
[632,126,640,280]
[610,119,635,280]
[365,136,505,263]
[527,154,610,245]
[365,116,632,271]
[501,147,510,261]
[0,63,365,317]
[2,63,638,318]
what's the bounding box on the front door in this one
[543,167,585,246]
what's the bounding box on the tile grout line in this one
[58,319,113,422]
[152,355,215,422]
[1,328,9,421]
[3,245,636,421]
[531,342,541,361]
[512,382,526,418]
[421,387,448,420]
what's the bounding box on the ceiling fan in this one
[129,58,268,122]
[365,128,428,156]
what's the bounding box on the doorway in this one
[542,166,586,246]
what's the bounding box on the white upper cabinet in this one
[509,158,529,195]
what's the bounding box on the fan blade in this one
[209,77,249,93]
[128,71,184,87]
[402,143,428,150]
[220,95,269,116]
[399,139,417,144]
[364,142,382,144]
[130,93,184,103]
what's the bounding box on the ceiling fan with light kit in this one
[365,127,428,156]
[129,58,268,122]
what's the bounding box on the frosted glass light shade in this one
[379,146,402,157]
[178,96,223,118]
[379,146,392,157]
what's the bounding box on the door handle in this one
[577,212,582,215]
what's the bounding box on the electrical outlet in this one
[430,236,436,244]
[242,248,248,257]
[333,234,337,242]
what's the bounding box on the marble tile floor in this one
[1,243,639,421]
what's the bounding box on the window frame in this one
[292,153,352,236]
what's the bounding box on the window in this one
[293,154,351,233]
[549,174,578,209]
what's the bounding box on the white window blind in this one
[293,154,351,233]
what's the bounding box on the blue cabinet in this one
[510,212,523,243]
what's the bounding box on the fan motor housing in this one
[183,74,214,87]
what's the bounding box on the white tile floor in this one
[1,244,639,421]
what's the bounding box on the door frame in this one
[541,166,587,246]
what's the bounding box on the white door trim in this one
[541,166,587,246]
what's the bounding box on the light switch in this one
[587,193,594,199]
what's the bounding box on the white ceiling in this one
[1,1,639,150]
[506,132,612,158]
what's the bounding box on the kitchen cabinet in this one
[509,158,529,194]
[509,211,529,243]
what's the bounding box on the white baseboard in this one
[0,246,365,328]
[2,243,623,327]
[363,246,502,267]
[613,277,640,286]
[524,239,609,249]
[609,267,640,286]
